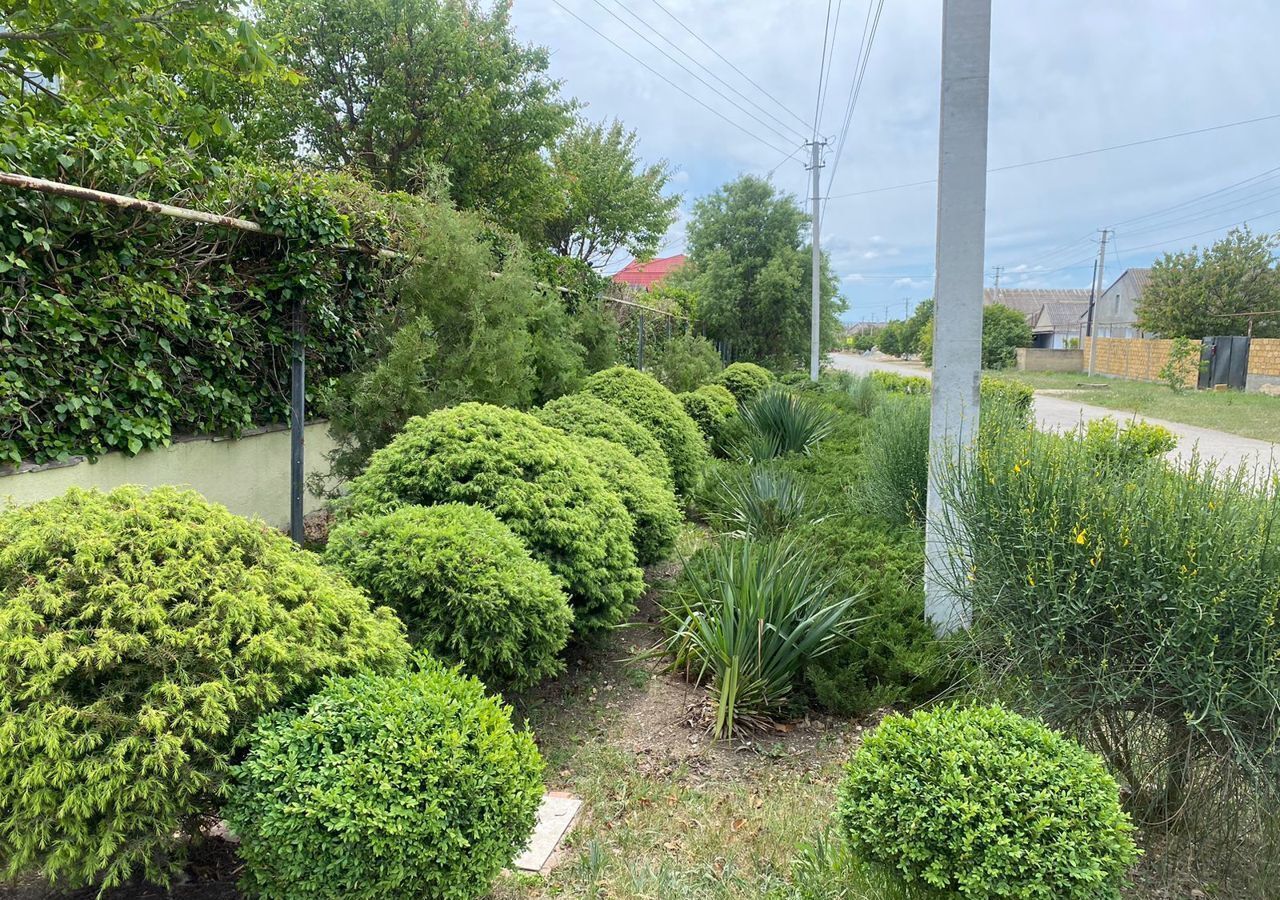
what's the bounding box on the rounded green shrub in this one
[324,504,573,691]
[838,704,1137,899]
[678,383,738,443]
[339,403,644,632]
[0,486,410,890]
[580,365,709,495]
[226,661,544,900]
[713,361,774,403]
[535,392,673,487]
[651,332,723,393]
[578,436,680,565]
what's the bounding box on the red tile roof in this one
[612,254,687,290]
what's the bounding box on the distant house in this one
[983,288,1092,349]
[1094,268,1152,339]
[612,254,687,292]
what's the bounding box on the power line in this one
[599,0,809,144]
[823,0,886,213]
[826,112,1280,200]
[766,142,808,178]
[642,0,812,134]
[812,0,836,140]
[814,0,845,137]
[1119,208,1280,255]
[1111,164,1280,228]
[548,0,790,156]
[585,0,802,147]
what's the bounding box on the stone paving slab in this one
[513,791,582,874]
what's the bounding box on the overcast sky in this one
[509,0,1280,323]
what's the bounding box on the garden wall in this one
[1247,338,1280,391]
[0,423,336,529]
[1081,337,1197,388]
[1016,348,1083,373]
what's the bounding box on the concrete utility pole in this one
[1087,228,1110,376]
[924,0,992,635]
[808,139,826,381]
[991,265,1003,305]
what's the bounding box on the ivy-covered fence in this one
[0,119,407,467]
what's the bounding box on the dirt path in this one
[829,351,1277,474]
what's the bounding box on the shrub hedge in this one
[839,704,1137,899]
[227,661,544,900]
[581,366,709,495]
[324,504,573,691]
[651,332,723,393]
[714,361,775,403]
[534,392,673,487]
[339,403,644,632]
[578,436,681,565]
[0,486,409,889]
[677,383,737,444]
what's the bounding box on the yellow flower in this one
[1075,530,1087,545]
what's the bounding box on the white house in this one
[1094,268,1152,338]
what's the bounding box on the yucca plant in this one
[659,538,862,738]
[728,386,837,462]
[702,465,826,537]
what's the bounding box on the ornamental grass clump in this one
[856,395,930,525]
[659,538,861,738]
[339,403,643,633]
[838,704,1137,899]
[700,464,823,537]
[324,504,573,691]
[0,486,410,890]
[730,386,837,461]
[937,424,1280,881]
[535,392,673,487]
[226,661,544,900]
[581,365,709,495]
[714,361,775,403]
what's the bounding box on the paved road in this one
[829,352,1277,474]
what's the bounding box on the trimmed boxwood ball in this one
[580,365,709,495]
[324,503,573,691]
[838,703,1138,899]
[226,660,545,900]
[535,392,673,487]
[678,383,738,443]
[577,436,680,565]
[0,486,409,890]
[714,361,774,403]
[340,403,644,632]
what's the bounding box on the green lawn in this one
[987,370,1280,444]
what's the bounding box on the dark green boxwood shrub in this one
[534,392,672,487]
[578,437,681,565]
[651,332,723,393]
[227,661,544,900]
[839,704,1137,899]
[324,504,573,691]
[580,366,709,495]
[714,361,774,403]
[678,383,738,444]
[0,486,410,890]
[339,403,643,632]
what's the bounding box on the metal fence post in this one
[289,295,306,546]
[637,314,646,370]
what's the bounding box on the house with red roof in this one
[612,254,687,292]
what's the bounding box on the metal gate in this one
[1199,336,1250,390]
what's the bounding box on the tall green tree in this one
[542,119,680,269]
[248,0,574,236]
[1,0,279,144]
[1138,226,1280,338]
[678,175,844,369]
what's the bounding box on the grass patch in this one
[985,370,1280,443]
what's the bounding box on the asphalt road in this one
[829,352,1278,475]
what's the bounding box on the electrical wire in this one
[814,0,845,137]
[548,0,790,157]
[823,0,885,214]
[812,0,835,139]
[598,0,809,144]
[825,112,1280,200]
[584,0,801,147]
[642,0,813,135]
